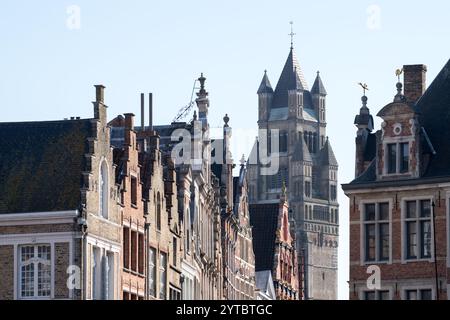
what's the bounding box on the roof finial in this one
[240,154,246,167]
[394,68,406,102]
[358,82,369,97]
[289,21,296,49]
[223,113,230,127]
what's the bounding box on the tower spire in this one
[289,21,296,49]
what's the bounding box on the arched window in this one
[156,192,161,231]
[99,161,108,219]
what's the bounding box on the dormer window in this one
[386,142,409,174]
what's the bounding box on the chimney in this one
[149,93,153,130]
[95,85,105,103]
[140,93,145,131]
[403,64,427,104]
[124,113,135,130]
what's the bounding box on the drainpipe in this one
[144,216,150,300]
[77,205,88,300]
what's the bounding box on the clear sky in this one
[2,0,450,300]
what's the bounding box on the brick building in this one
[342,60,450,300]
[110,102,183,300]
[0,85,122,300]
[250,191,300,300]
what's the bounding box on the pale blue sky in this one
[2,1,450,300]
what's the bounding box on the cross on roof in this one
[289,21,296,49]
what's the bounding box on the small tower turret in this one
[257,70,273,122]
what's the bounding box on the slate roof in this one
[363,132,377,162]
[249,203,279,272]
[311,72,327,95]
[416,59,450,177]
[0,119,93,214]
[345,59,450,187]
[257,71,274,94]
[272,48,309,109]
[319,138,338,166]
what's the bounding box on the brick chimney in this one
[124,113,135,147]
[403,64,427,104]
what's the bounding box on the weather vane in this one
[289,21,296,48]
[358,82,369,96]
[395,68,403,82]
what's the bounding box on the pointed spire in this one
[319,137,338,166]
[272,48,309,108]
[311,71,327,95]
[257,70,274,94]
[354,84,374,131]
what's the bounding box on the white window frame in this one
[359,198,393,265]
[401,285,434,300]
[18,244,52,300]
[382,137,413,177]
[401,196,434,263]
[0,232,75,300]
[359,287,393,300]
[86,236,120,300]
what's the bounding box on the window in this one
[131,176,137,206]
[19,245,51,299]
[387,144,397,174]
[99,161,109,218]
[364,290,390,300]
[405,288,432,300]
[156,192,162,231]
[330,185,337,201]
[305,181,311,198]
[91,246,115,300]
[149,248,156,297]
[400,143,409,173]
[363,202,390,262]
[131,230,137,272]
[138,233,144,274]
[172,238,177,267]
[123,227,130,270]
[405,200,432,259]
[159,253,167,299]
[386,142,410,175]
[279,131,288,153]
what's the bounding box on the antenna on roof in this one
[172,79,200,123]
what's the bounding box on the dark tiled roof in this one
[417,59,450,177]
[257,71,274,94]
[363,132,377,161]
[249,203,279,272]
[351,159,376,184]
[272,48,309,109]
[319,138,338,166]
[346,59,450,187]
[0,119,93,214]
[311,72,327,95]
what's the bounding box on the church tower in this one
[247,30,339,300]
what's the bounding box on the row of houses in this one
[0,75,300,300]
